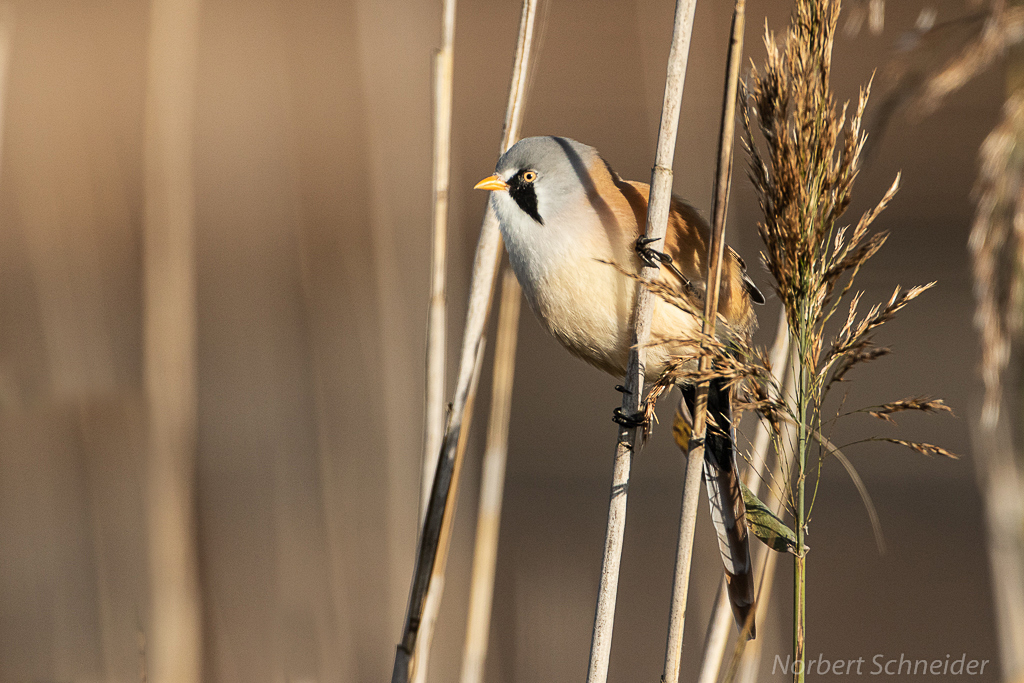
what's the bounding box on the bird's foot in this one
[613,406,648,429]
[635,235,673,269]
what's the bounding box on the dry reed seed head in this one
[838,290,864,339]
[827,344,891,388]
[971,88,1024,425]
[742,0,953,485]
[609,260,783,416]
[735,357,790,422]
[871,4,1024,142]
[918,7,1024,115]
[880,438,959,459]
[826,282,936,369]
[866,397,955,424]
[744,3,888,338]
[655,338,792,424]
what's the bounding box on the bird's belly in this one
[534,260,633,376]
[526,259,703,379]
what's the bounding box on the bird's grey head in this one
[492,136,602,226]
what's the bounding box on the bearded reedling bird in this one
[475,136,764,637]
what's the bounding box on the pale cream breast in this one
[536,254,634,376]
[535,248,706,379]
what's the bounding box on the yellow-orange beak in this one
[474,174,509,192]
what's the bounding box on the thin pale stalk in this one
[732,358,798,683]
[663,430,707,683]
[459,268,521,683]
[972,413,1024,680]
[732,527,781,683]
[697,582,733,683]
[731,542,780,683]
[663,2,745,682]
[143,0,202,682]
[422,0,458,520]
[392,2,538,681]
[412,340,486,683]
[587,3,700,683]
[697,309,790,683]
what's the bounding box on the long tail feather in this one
[685,382,756,638]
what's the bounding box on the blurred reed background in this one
[0,0,1008,682]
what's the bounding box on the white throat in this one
[490,188,637,375]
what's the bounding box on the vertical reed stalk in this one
[422,0,457,520]
[793,308,813,683]
[697,583,733,683]
[586,3,699,683]
[972,418,1024,681]
[733,361,799,683]
[696,309,790,683]
[412,342,487,683]
[392,2,537,680]
[793,357,809,682]
[143,0,202,682]
[459,268,521,683]
[661,3,744,682]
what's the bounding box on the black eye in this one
[522,170,537,183]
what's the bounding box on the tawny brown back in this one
[601,167,758,338]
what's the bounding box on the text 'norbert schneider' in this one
[774,654,991,676]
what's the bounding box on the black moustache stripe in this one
[508,172,543,225]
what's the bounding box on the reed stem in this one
[587,2,699,682]
[794,332,809,683]
[391,2,538,680]
[662,2,744,681]
[143,0,202,681]
[459,268,521,683]
[422,0,457,520]
[696,308,790,683]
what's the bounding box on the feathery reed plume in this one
[735,0,952,678]
[973,89,1024,425]
[869,1,1024,152]
[391,1,538,681]
[970,86,1024,680]
[876,1,1024,673]
[879,2,1024,673]
[862,396,953,423]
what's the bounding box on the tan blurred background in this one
[0,0,1008,681]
